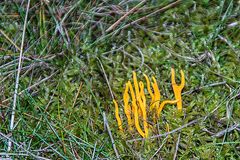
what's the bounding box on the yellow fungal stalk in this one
[132,72,141,116]
[171,68,185,111]
[157,99,179,118]
[113,99,123,132]
[123,82,133,131]
[132,72,142,117]
[139,81,148,137]
[128,81,146,138]
[132,71,140,101]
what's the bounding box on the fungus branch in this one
[128,79,146,138]
[113,99,123,132]
[171,68,185,111]
[123,82,133,131]
[157,99,179,118]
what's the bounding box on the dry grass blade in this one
[0,29,21,51]
[122,0,182,30]
[127,119,199,142]
[0,132,50,160]
[149,136,168,160]
[8,0,31,152]
[212,123,240,138]
[97,57,114,100]
[173,133,181,160]
[106,0,147,32]
[2,71,58,104]
[103,112,120,159]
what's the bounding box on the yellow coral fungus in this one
[113,99,123,132]
[137,82,144,118]
[132,71,144,118]
[113,69,186,138]
[171,68,185,111]
[123,82,133,131]
[128,81,146,138]
[132,71,140,100]
[139,81,148,137]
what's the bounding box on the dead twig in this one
[122,0,182,30]
[0,29,21,51]
[0,132,50,160]
[72,82,83,108]
[149,136,168,160]
[106,0,147,32]
[97,58,114,100]
[103,112,120,159]
[182,81,227,95]
[212,123,240,138]
[173,133,181,160]
[2,71,58,104]
[127,119,199,143]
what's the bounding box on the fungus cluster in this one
[113,68,185,138]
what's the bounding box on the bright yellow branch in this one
[139,81,148,137]
[123,82,133,131]
[113,99,123,132]
[128,81,146,138]
[171,68,185,111]
[157,99,179,118]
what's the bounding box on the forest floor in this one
[0,0,240,159]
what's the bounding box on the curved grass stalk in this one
[151,76,161,112]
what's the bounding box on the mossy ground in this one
[0,0,239,159]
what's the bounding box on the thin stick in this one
[149,136,168,160]
[226,92,240,119]
[182,81,226,95]
[106,0,147,32]
[3,71,58,104]
[103,112,120,159]
[91,142,97,160]
[8,0,31,152]
[128,119,199,142]
[212,123,240,138]
[122,0,182,30]
[97,58,114,100]
[173,133,181,160]
[0,132,49,160]
[72,82,83,108]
